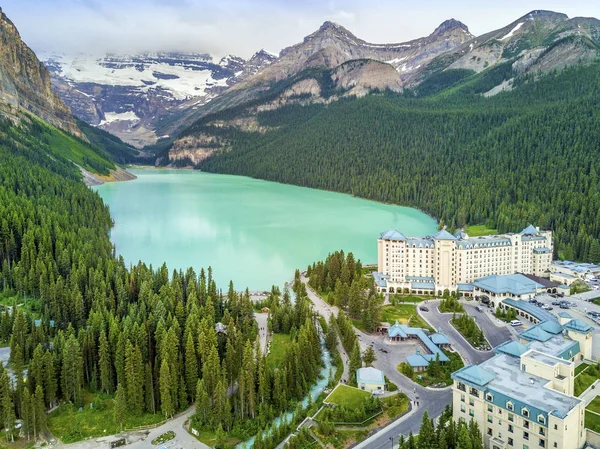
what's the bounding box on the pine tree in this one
[61,334,83,405]
[114,383,126,431]
[185,333,198,400]
[349,340,362,385]
[195,379,211,425]
[362,346,377,367]
[125,342,144,415]
[34,384,46,440]
[456,424,472,449]
[417,410,436,449]
[159,359,174,419]
[99,329,113,394]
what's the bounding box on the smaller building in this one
[550,271,577,286]
[387,321,450,370]
[551,260,600,280]
[356,367,385,393]
[473,274,548,302]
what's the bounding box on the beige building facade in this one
[376,225,553,295]
[452,322,588,449]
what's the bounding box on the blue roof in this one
[539,320,564,334]
[457,283,474,292]
[558,312,572,319]
[357,367,385,384]
[534,247,551,254]
[452,365,495,387]
[454,230,468,239]
[521,224,539,235]
[494,340,530,357]
[388,322,449,363]
[474,274,543,296]
[406,353,430,367]
[433,228,457,240]
[411,282,435,290]
[564,319,593,334]
[431,333,450,345]
[503,299,558,323]
[373,272,388,288]
[380,230,407,241]
[519,326,554,342]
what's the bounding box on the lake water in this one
[94,169,437,290]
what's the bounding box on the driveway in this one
[461,302,513,348]
[417,301,493,366]
[254,312,270,353]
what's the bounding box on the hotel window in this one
[470,409,474,417]
[507,401,514,411]
[539,439,545,448]
[469,399,474,406]
[461,394,465,402]
[539,427,545,436]
[522,408,530,418]
[488,428,493,436]
[524,432,529,440]
[488,405,493,413]
[508,424,514,433]
[508,413,514,422]
[537,415,545,425]
[487,416,493,423]
[486,393,494,401]
[508,438,513,446]
[460,405,465,413]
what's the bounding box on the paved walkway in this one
[302,277,350,383]
[255,312,270,353]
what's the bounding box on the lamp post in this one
[389,436,395,449]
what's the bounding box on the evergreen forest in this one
[195,62,600,261]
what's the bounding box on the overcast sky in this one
[3,0,600,59]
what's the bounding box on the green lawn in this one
[576,363,591,376]
[585,410,600,433]
[324,384,371,408]
[381,393,409,419]
[381,305,433,331]
[194,428,241,447]
[47,392,164,443]
[587,396,600,415]
[267,333,292,368]
[575,372,597,396]
[465,225,498,236]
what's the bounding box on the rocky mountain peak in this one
[521,10,569,21]
[432,19,471,36]
[305,21,358,43]
[0,8,82,138]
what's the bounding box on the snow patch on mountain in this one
[99,111,140,126]
[500,22,524,41]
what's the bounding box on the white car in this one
[510,320,522,326]
[541,304,551,310]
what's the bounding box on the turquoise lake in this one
[94,169,437,290]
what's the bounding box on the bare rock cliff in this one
[0,8,83,138]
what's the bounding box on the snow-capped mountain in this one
[42,51,276,147]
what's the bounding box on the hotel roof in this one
[475,274,544,296]
[380,230,407,241]
[494,340,529,357]
[564,319,593,334]
[521,224,539,235]
[503,299,557,323]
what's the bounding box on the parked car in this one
[570,302,578,307]
[419,306,429,312]
[510,320,522,326]
[552,301,561,305]
[481,296,490,304]
[541,304,551,310]
[476,306,483,312]
[559,302,570,309]
[587,311,599,317]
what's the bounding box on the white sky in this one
[3,0,600,59]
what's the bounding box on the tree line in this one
[197,62,600,262]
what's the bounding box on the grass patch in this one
[381,305,433,331]
[576,363,591,376]
[324,384,371,408]
[267,333,292,368]
[465,225,498,236]
[195,428,241,447]
[398,351,464,388]
[152,430,175,445]
[47,391,164,443]
[587,396,600,415]
[585,410,600,433]
[381,393,409,419]
[317,429,368,449]
[575,371,598,396]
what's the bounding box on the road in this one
[302,277,351,382]
[461,302,514,348]
[255,312,270,353]
[417,301,494,366]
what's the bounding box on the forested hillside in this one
[195,62,600,261]
[0,113,323,446]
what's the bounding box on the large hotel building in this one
[376,225,553,295]
[451,316,593,449]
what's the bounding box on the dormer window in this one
[507,401,514,411]
[538,415,545,425]
[486,393,494,402]
[522,408,529,417]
